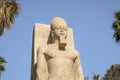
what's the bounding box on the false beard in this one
[59,35,67,50]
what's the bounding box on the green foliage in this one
[0,56,7,64]
[112,11,120,43]
[113,29,120,43]
[0,65,5,72]
[0,0,21,36]
[0,56,7,77]
[102,64,120,80]
[115,11,120,20]
[112,20,119,31]
[93,74,99,80]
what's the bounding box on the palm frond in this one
[5,0,20,28]
[112,11,120,44]
[0,56,7,77]
[115,11,120,20]
[0,4,5,36]
[112,20,119,31]
[0,0,20,36]
[0,64,5,78]
[0,20,5,36]
[0,65,5,71]
[113,29,120,43]
[0,56,7,64]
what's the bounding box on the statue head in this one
[49,17,68,49]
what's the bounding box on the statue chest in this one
[44,48,76,61]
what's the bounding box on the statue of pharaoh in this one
[31,17,84,80]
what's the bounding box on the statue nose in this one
[61,27,65,30]
[61,27,64,30]
[60,30,64,32]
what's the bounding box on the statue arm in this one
[36,47,49,80]
[73,51,84,80]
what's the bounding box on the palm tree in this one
[112,11,120,43]
[102,64,120,80]
[0,56,7,78]
[93,74,99,80]
[0,0,20,36]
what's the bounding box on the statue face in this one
[50,17,68,49]
[53,25,67,38]
[53,25,67,50]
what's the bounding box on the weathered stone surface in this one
[31,17,84,80]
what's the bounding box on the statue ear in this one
[51,31,55,37]
[65,31,67,39]
[50,31,55,43]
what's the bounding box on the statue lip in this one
[60,32,65,35]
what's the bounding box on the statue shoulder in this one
[45,44,55,54]
[74,49,80,57]
[46,44,54,51]
[66,47,80,57]
[37,44,53,53]
[37,46,46,54]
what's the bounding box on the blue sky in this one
[0,0,120,80]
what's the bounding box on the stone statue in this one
[31,17,84,80]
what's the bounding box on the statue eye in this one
[55,27,59,30]
[64,28,67,30]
